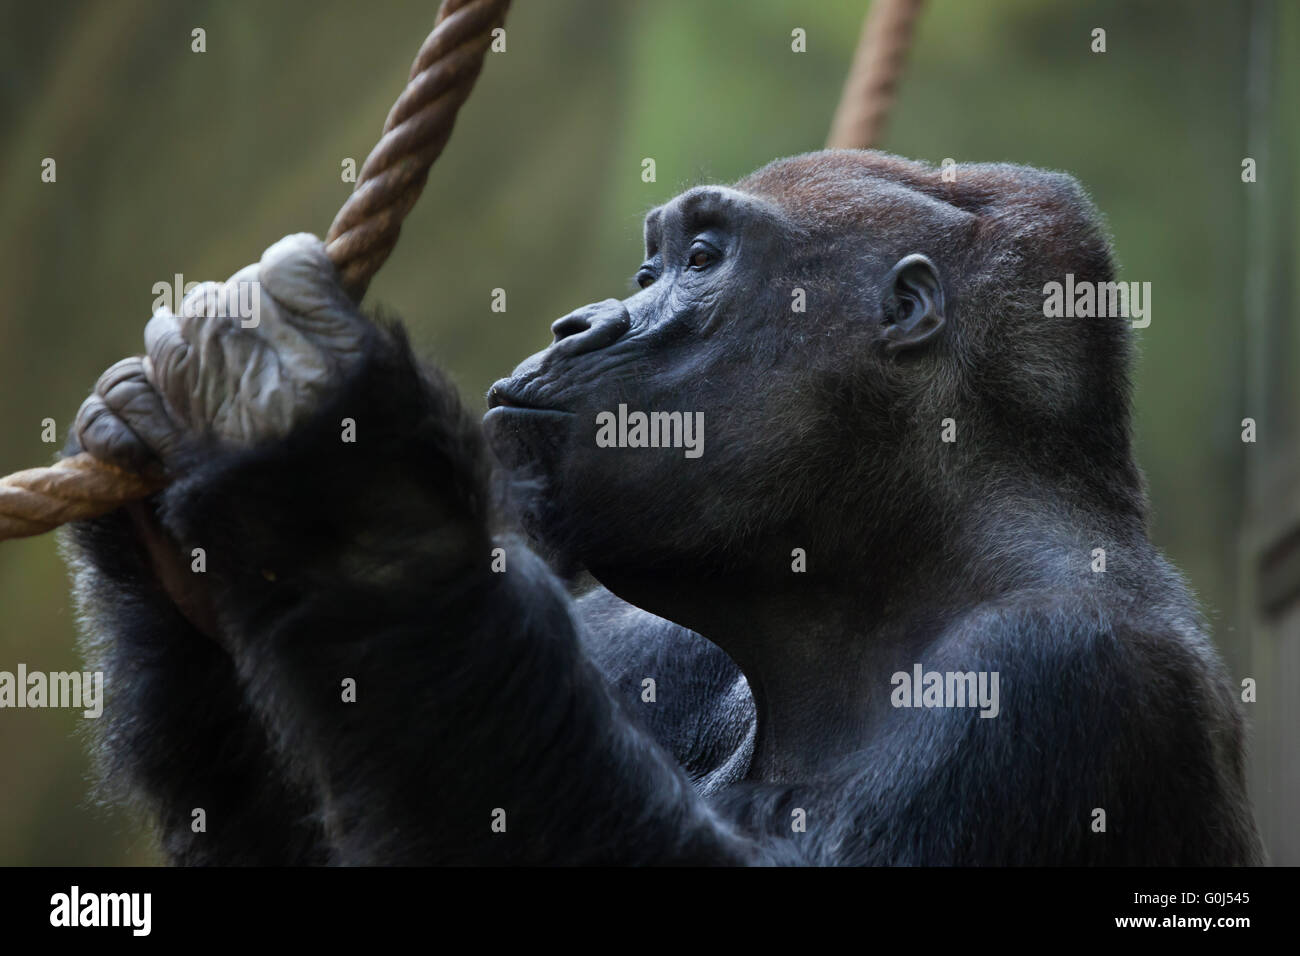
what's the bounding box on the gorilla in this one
[63,150,1263,865]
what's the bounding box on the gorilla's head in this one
[484,150,1136,621]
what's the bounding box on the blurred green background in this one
[0,0,1296,865]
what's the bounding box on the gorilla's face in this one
[484,170,947,587]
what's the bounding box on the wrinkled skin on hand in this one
[74,233,369,476]
[69,233,371,640]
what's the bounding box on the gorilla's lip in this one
[485,380,571,414]
[483,406,573,424]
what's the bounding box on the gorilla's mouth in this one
[483,379,575,472]
[485,380,571,415]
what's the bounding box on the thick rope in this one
[327,0,509,299]
[826,0,924,149]
[0,0,510,541]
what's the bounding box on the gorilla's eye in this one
[687,240,720,270]
[635,268,657,289]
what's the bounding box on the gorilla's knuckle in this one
[146,331,191,381]
[261,233,328,278]
[100,374,151,412]
[73,394,108,439]
[93,356,145,396]
[75,398,149,470]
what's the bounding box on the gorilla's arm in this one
[129,322,759,865]
[575,588,756,795]
[63,490,329,865]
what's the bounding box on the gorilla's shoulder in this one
[943,590,1237,736]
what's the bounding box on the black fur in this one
[64,151,1262,865]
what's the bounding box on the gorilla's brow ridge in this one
[645,187,784,257]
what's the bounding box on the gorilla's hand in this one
[69,234,371,639]
[74,233,368,473]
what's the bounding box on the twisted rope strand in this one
[327,0,508,298]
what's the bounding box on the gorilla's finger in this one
[94,356,186,465]
[73,393,159,476]
[260,233,343,314]
[144,309,197,420]
[260,233,368,353]
[93,356,149,399]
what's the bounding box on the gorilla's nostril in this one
[550,314,591,343]
[548,299,631,355]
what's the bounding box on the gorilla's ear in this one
[881,254,945,355]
